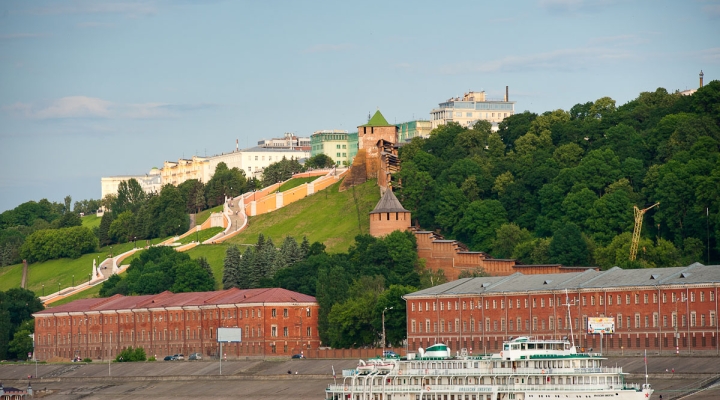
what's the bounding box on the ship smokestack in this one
[505,86,509,102]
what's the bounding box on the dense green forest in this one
[395,82,720,269]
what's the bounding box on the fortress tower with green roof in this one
[357,110,398,180]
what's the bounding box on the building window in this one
[701,314,706,327]
[532,299,536,308]
[691,292,695,302]
[271,326,277,337]
[283,309,288,317]
[644,294,648,304]
[635,294,640,304]
[653,313,658,327]
[549,316,554,330]
[411,320,416,333]
[608,296,612,306]
[272,309,276,317]
[653,293,658,303]
[283,327,288,337]
[711,312,716,326]
[690,312,696,327]
[711,292,715,302]
[617,314,623,328]
[700,292,705,302]
[626,294,631,305]
[493,300,497,309]
[599,296,603,306]
[663,315,668,327]
[541,298,545,308]
[617,295,622,305]
[663,293,667,303]
[644,315,649,328]
[426,320,430,332]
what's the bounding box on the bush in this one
[82,358,92,363]
[115,346,147,362]
[148,356,156,361]
[19,226,98,262]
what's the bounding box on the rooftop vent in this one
[651,274,659,280]
[482,282,491,288]
[681,272,691,278]
[544,280,552,285]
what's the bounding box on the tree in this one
[490,223,532,259]
[222,245,241,289]
[261,157,303,186]
[8,329,33,360]
[455,200,508,250]
[549,223,589,266]
[305,153,336,169]
[97,212,114,246]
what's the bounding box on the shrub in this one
[19,226,98,262]
[82,358,92,363]
[115,346,147,362]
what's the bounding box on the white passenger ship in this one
[325,337,653,400]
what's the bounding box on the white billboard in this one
[587,317,614,334]
[217,327,242,343]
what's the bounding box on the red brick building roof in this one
[37,288,316,315]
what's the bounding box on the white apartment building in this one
[240,146,310,178]
[100,168,163,199]
[257,132,311,150]
[430,90,516,131]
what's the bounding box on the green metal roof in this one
[361,110,392,127]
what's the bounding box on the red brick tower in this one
[369,188,411,237]
[358,110,398,179]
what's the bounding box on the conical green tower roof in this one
[360,110,392,127]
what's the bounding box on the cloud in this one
[697,47,720,63]
[438,46,633,75]
[0,33,50,39]
[2,96,218,120]
[538,0,617,14]
[703,4,720,18]
[587,34,649,46]
[76,21,117,28]
[302,43,353,54]
[22,1,158,18]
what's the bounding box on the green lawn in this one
[47,283,103,308]
[0,237,167,295]
[81,214,102,229]
[226,179,379,253]
[176,227,224,245]
[195,205,223,226]
[279,176,321,192]
[184,244,231,288]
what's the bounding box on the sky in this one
[1,0,718,212]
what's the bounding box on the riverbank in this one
[1,356,717,399]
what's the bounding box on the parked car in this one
[163,355,175,361]
[382,350,398,358]
[189,352,202,360]
[173,354,184,360]
[291,354,304,359]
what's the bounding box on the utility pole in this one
[382,307,393,357]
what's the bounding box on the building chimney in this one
[505,86,509,102]
[700,70,704,88]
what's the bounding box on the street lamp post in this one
[382,307,393,357]
[674,295,685,356]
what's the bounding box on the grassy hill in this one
[0,237,167,295]
[226,179,380,253]
[1,177,380,301]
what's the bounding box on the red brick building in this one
[404,263,720,355]
[33,288,319,361]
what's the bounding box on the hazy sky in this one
[1,0,718,212]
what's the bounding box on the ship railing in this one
[326,382,635,393]
[401,366,623,375]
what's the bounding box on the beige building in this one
[430,90,515,131]
[161,152,244,186]
[100,168,162,199]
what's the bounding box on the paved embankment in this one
[0,356,717,399]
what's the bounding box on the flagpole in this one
[644,349,648,386]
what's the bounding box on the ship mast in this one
[562,289,577,348]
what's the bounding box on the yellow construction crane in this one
[630,202,660,261]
